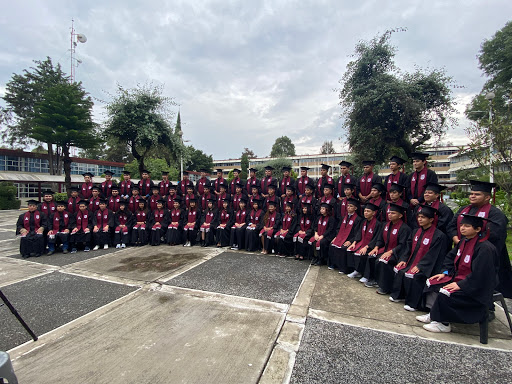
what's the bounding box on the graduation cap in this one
[55,200,67,206]
[267,200,278,207]
[285,200,295,207]
[137,199,147,206]
[216,169,224,173]
[235,182,244,189]
[188,197,197,202]
[282,166,292,172]
[418,204,438,219]
[264,166,275,171]
[169,184,177,190]
[219,181,228,189]
[389,183,406,193]
[252,197,263,203]
[320,164,331,170]
[131,185,140,191]
[141,169,151,174]
[249,167,258,173]
[301,201,313,206]
[151,185,160,190]
[460,213,495,229]
[43,189,55,195]
[339,161,353,167]
[119,199,128,205]
[27,199,39,205]
[222,196,231,203]
[371,183,385,192]
[104,170,114,176]
[389,156,405,165]
[99,199,108,205]
[343,182,356,190]
[411,152,429,161]
[111,185,119,191]
[161,171,169,176]
[347,198,360,208]
[199,168,209,173]
[174,196,182,202]
[320,201,333,210]
[78,200,89,206]
[82,172,94,178]
[91,186,100,191]
[207,197,217,202]
[182,171,189,176]
[362,160,375,166]
[69,186,79,192]
[364,202,379,211]
[240,195,248,203]
[323,183,334,191]
[286,185,296,193]
[233,168,241,173]
[186,184,195,190]
[388,203,406,215]
[156,199,166,204]
[300,166,310,171]
[305,182,315,190]
[425,182,447,194]
[469,180,496,194]
[122,170,131,175]
[251,185,261,191]
[267,183,277,189]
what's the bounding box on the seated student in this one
[317,183,337,217]
[385,183,409,219]
[300,182,317,207]
[275,201,298,257]
[281,185,298,215]
[368,183,387,221]
[108,186,121,212]
[127,186,141,213]
[132,200,149,246]
[114,200,133,248]
[16,199,47,258]
[148,199,168,246]
[309,202,336,266]
[328,198,362,273]
[216,182,229,210]
[200,197,218,247]
[67,186,81,215]
[92,199,114,250]
[216,197,233,247]
[265,183,281,212]
[38,190,56,217]
[149,185,162,211]
[200,186,215,211]
[183,185,196,209]
[70,200,93,253]
[231,183,245,211]
[88,186,102,213]
[249,185,263,208]
[183,197,201,247]
[417,214,499,333]
[279,166,295,199]
[260,200,281,254]
[246,167,260,195]
[345,202,383,286]
[167,196,185,246]
[336,183,357,222]
[165,185,178,211]
[370,203,412,295]
[245,198,265,252]
[389,205,448,310]
[47,200,73,255]
[409,182,453,234]
[230,195,249,250]
[294,202,316,261]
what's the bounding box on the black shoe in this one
[62,249,69,254]
[47,250,54,256]
[22,254,30,258]
[488,310,496,322]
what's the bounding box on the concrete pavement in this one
[0,209,511,383]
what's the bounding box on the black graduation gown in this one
[200,208,219,246]
[349,219,384,274]
[390,227,448,308]
[310,215,337,264]
[295,213,316,259]
[139,179,155,198]
[262,212,282,252]
[275,214,298,256]
[278,176,295,197]
[383,172,408,200]
[182,208,201,245]
[447,204,512,298]
[114,210,134,245]
[357,173,381,200]
[429,240,498,324]
[16,211,47,256]
[92,208,115,246]
[406,168,438,203]
[48,211,75,248]
[245,209,265,252]
[409,201,453,234]
[328,214,363,272]
[315,175,334,199]
[229,209,250,249]
[148,209,169,246]
[70,210,93,247]
[195,177,211,197]
[336,174,355,198]
[167,209,185,245]
[216,209,234,247]
[177,179,195,196]
[131,210,149,245]
[245,177,260,195]
[295,175,315,196]
[260,176,278,196]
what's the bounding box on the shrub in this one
[0,182,21,210]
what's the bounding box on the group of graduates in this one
[16,152,512,335]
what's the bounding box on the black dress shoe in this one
[47,251,54,255]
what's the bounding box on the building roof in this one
[0,148,125,167]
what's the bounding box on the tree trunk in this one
[47,142,55,175]
[130,141,143,177]
[63,145,72,195]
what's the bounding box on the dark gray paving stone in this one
[166,251,309,304]
[290,317,512,384]
[8,246,121,266]
[0,231,15,241]
[0,272,137,351]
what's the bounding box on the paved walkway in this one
[1,210,511,383]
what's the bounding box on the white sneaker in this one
[389,296,404,303]
[359,277,368,284]
[327,266,334,270]
[347,271,362,279]
[104,244,109,250]
[338,271,345,275]
[121,243,126,248]
[93,245,100,251]
[416,313,431,323]
[116,244,121,249]
[404,305,417,312]
[423,321,451,333]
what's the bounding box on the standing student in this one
[295,166,313,197]
[167,197,185,246]
[249,185,263,207]
[245,168,259,195]
[39,190,56,217]
[265,183,280,211]
[300,182,317,207]
[384,156,408,201]
[108,186,121,212]
[114,200,133,248]
[200,198,218,247]
[138,169,155,200]
[294,202,315,260]
[406,152,438,207]
[132,200,149,246]
[67,186,80,215]
[16,199,47,258]
[183,198,201,247]
[216,197,233,247]
[229,168,244,195]
[177,171,195,197]
[166,185,178,211]
[336,161,354,199]
[275,201,297,257]
[183,185,196,209]
[127,186,141,213]
[260,200,281,254]
[357,160,381,203]
[148,199,168,246]
[216,182,229,210]
[279,166,295,199]
[368,183,387,221]
[230,195,249,250]
[119,170,134,200]
[317,183,337,216]
[80,172,94,200]
[384,183,409,224]
[213,169,226,195]
[336,183,357,221]
[281,185,298,215]
[309,202,337,266]
[261,166,278,198]
[245,198,265,252]
[92,199,114,250]
[370,203,412,295]
[70,200,93,253]
[47,200,73,255]
[158,171,172,197]
[389,205,448,311]
[231,183,245,211]
[88,186,101,213]
[196,169,211,198]
[149,185,162,211]
[200,186,215,211]
[418,214,498,334]
[316,164,333,199]
[409,182,453,234]
[100,170,115,198]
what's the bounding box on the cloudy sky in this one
[1,1,510,160]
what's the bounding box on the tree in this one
[1,57,70,173]
[185,145,213,172]
[104,83,183,176]
[337,29,455,166]
[320,140,336,154]
[31,82,98,190]
[255,158,296,180]
[478,21,512,89]
[242,147,256,159]
[270,136,296,158]
[240,153,249,179]
[125,158,179,180]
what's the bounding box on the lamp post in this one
[178,131,190,181]
[485,92,495,183]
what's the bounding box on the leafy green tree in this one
[270,136,296,158]
[104,83,183,176]
[320,140,336,154]
[185,146,213,172]
[125,158,179,181]
[337,29,455,165]
[478,21,512,89]
[255,158,295,180]
[240,153,249,179]
[31,82,98,190]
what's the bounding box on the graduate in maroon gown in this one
[229,195,249,250]
[177,170,195,197]
[108,186,121,212]
[216,196,233,247]
[138,169,155,200]
[336,183,357,223]
[261,166,278,198]
[275,201,298,257]
[245,168,259,195]
[336,161,354,199]
[16,199,47,258]
[199,197,218,247]
[39,190,56,217]
[182,197,201,246]
[196,168,211,198]
[158,171,172,197]
[149,185,162,211]
[70,200,93,253]
[315,164,333,199]
[213,169,226,195]
[132,200,149,246]
[260,200,281,254]
[294,202,315,260]
[245,198,265,252]
[148,199,169,246]
[167,197,185,245]
[114,200,133,248]
[309,202,337,266]
[368,183,387,222]
[166,185,178,211]
[47,200,74,255]
[119,170,134,200]
[88,186,101,213]
[92,199,114,250]
[406,152,438,207]
[100,170,115,198]
[231,183,245,211]
[295,166,313,197]
[357,160,381,203]
[300,182,317,208]
[279,166,295,199]
[384,156,408,201]
[409,182,453,234]
[127,186,141,213]
[229,168,244,196]
[67,186,80,215]
[80,172,94,200]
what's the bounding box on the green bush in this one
[53,192,68,202]
[0,181,21,210]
